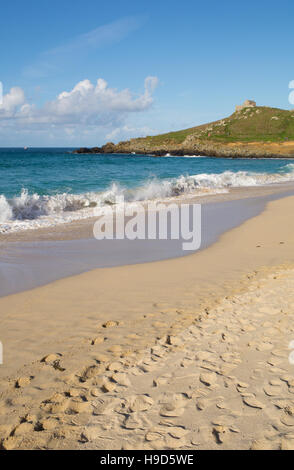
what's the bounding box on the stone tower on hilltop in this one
[235,100,256,112]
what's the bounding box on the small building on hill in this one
[235,100,256,112]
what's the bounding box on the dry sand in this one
[0,195,294,450]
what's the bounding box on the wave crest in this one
[1,168,294,232]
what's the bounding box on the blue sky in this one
[1,0,294,146]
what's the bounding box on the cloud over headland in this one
[0,76,158,144]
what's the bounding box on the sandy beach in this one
[0,193,294,450]
[3,0,294,458]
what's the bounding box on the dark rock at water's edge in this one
[73,142,294,159]
[74,147,95,154]
[73,143,116,154]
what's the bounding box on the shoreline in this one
[73,140,294,159]
[74,150,294,159]
[1,182,294,244]
[1,183,294,298]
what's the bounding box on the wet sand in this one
[1,182,294,243]
[1,183,294,297]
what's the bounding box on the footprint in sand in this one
[81,365,103,382]
[242,396,265,409]
[13,422,34,436]
[128,395,153,412]
[123,413,145,430]
[145,429,165,442]
[111,372,131,387]
[92,397,118,415]
[280,412,294,427]
[196,398,209,411]
[41,353,62,363]
[216,400,230,410]
[80,425,104,443]
[106,361,124,371]
[191,426,212,446]
[187,387,209,399]
[101,379,116,393]
[153,374,172,387]
[199,372,217,387]
[212,425,228,444]
[263,385,283,397]
[160,403,184,418]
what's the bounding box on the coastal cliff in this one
[74,103,294,158]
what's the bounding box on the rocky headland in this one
[74,102,294,158]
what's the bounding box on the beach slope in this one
[0,196,294,449]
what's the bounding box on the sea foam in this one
[1,169,294,233]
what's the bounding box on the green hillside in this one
[140,106,294,145]
[75,104,294,158]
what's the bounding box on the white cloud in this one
[44,76,159,120]
[0,87,26,115]
[0,77,159,143]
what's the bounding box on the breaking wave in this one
[1,168,294,233]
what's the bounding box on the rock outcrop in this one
[74,143,116,154]
[235,100,256,112]
[73,139,294,158]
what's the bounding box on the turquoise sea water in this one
[1,147,294,232]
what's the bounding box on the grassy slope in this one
[134,107,294,146]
